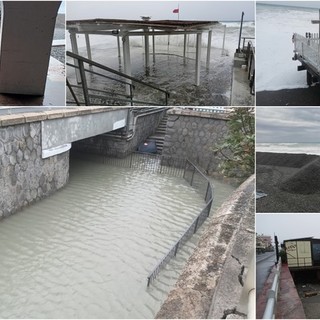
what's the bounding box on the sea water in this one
[256,3,319,91]
[256,142,320,155]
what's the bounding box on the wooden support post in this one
[70,31,81,83]
[117,34,121,58]
[206,30,212,69]
[152,29,156,63]
[85,33,92,60]
[183,33,187,65]
[195,33,202,86]
[122,34,132,96]
[84,33,93,71]
[144,29,150,75]
[222,25,226,56]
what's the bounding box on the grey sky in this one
[256,108,320,143]
[258,1,320,9]
[66,1,255,21]
[256,214,320,244]
[59,1,65,13]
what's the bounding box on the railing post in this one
[183,159,188,179]
[205,182,210,202]
[78,59,90,106]
[66,79,81,106]
[174,242,179,256]
[190,165,196,186]
[194,216,199,233]
[129,84,134,106]
[129,152,133,168]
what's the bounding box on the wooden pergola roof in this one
[67,19,219,33]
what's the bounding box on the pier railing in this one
[293,33,320,74]
[66,51,170,106]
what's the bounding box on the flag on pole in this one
[173,8,179,13]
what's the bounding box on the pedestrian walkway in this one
[256,263,306,319]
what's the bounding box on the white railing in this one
[293,33,320,73]
[262,258,282,319]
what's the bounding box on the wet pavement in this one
[256,263,306,319]
[256,251,277,297]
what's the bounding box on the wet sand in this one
[256,152,320,213]
[256,86,320,106]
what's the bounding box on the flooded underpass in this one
[0,154,235,318]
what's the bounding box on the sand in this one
[256,152,320,213]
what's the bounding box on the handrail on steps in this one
[66,51,170,106]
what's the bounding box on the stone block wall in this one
[73,109,166,158]
[162,109,229,174]
[0,122,69,220]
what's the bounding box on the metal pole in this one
[66,79,80,106]
[206,30,212,70]
[78,60,90,106]
[205,182,210,201]
[194,216,199,233]
[222,24,226,56]
[237,11,244,53]
[195,32,202,86]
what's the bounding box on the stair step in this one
[148,136,165,141]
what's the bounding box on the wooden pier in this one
[292,16,320,85]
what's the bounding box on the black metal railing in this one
[66,51,170,106]
[75,151,214,285]
[147,159,213,286]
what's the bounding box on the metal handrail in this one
[147,159,214,286]
[66,51,170,106]
[262,258,282,319]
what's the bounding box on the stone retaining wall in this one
[0,122,69,220]
[162,109,229,174]
[73,109,166,157]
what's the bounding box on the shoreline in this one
[256,87,320,106]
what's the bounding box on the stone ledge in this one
[155,175,255,319]
[0,114,26,126]
[168,108,230,120]
[0,106,130,127]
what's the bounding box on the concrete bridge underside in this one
[41,107,129,158]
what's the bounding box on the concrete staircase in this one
[146,115,168,154]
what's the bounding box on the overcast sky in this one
[66,1,255,21]
[256,108,320,143]
[256,214,320,244]
[258,1,320,9]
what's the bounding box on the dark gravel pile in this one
[280,158,320,194]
